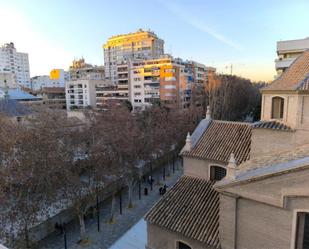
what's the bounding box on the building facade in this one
[145,50,309,249]
[31,69,70,91]
[0,43,30,88]
[129,57,194,111]
[103,29,164,84]
[65,79,99,110]
[275,37,309,77]
[69,58,104,81]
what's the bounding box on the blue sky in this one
[0,0,308,81]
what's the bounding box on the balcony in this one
[275,58,296,70]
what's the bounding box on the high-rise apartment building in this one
[103,29,164,84]
[0,43,30,88]
[275,37,309,76]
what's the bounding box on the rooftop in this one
[251,120,293,131]
[182,120,252,164]
[0,88,41,101]
[145,176,220,248]
[277,37,309,53]
[41,87,65,94]
[262,50,309,91]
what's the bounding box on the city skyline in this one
[0,0,309,82]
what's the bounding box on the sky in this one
[0,0,308,82]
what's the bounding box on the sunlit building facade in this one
[103,29,164,84]
[129,57,193,111]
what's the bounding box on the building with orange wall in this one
[129,56,193,111]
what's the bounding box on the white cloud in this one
[0,5,74,76]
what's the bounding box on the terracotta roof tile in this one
[251,120,293,131]
[145,176,220,248]
[263,50,309,91]
[183,120,252,164]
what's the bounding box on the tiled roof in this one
[145,176,220,248]
[263,50,309,91]
[183,120,252,164]
[251,120,293,131]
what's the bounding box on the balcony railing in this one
[275,58,296,70]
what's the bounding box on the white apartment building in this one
[275,37,309,76]
[65,79,100,110]
[31,69,70,91]
[103,29,164,84]
[0,42,30,88]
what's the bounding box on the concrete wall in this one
[219,195,308,249]
[147,223,213,249]
[219,169,309,249]
[219,195,236,249]
[236,198,292,249]
[183,157,226,181]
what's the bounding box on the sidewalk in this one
[38,161,183,249]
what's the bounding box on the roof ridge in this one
[213,120,251,126]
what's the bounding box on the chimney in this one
[226,153,237,180]
[183,132,192,152]
[205,106,211,120]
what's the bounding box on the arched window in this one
[178,241,192,249]
[272,97,284,119]
[210,166,227,181]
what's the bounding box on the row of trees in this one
[0,104,201,248]
[192,73,264,121]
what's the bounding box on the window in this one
[165,76,176,81]
[163,85,176,89]
[271,97,284,119]
[295,212,309,249]
[210,166,226,181]
[177,241,191,249]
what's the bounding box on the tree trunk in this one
[109,193,116,223]
[128,181,133,208]
[78,213,87,242]
[24,224,30,249]
[96,196,100,232]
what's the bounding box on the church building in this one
[145,50,309,249]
